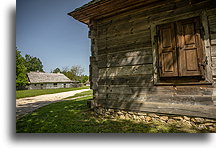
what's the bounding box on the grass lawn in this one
[16,86,90,99]
[64,90,93,99]
[16,95,209,133]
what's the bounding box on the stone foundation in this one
[94,107,216,132]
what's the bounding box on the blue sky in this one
[16,0,92,75]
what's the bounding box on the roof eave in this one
[67,12,89,25]
[68,0,159,25]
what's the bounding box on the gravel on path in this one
[16,88,90,120]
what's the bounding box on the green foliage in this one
[61,65,84,81]
[52,67,61,73]
[52,65,89,83]
[79,75,89,83]
[16,49,28,89]
[16,96,209,133]
[16,48,44,89]
[24,54,44,72]
[16,86,90,99]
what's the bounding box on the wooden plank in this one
[96,99,216,119]
[212,57,216,76]
[95,93,107,100]
[208,15,216,23]
[107,41,152,54]
[71,0,149,23]
[98,18,148,39]
[108,48,152,57]
[175,86,213,95]
[95,0,215,28]
[98,42,152,55]
[106,94,214,106]
[107,85,132,95]
[98,60,107,68]
[106,29,150,41]
[209,26,216,34]
[147,0,216,23]
[211,45,216,57]
[104,64,153,77]
[98,55,107,68]
[98,75,153,86]
[201,10,213,83]
[113,0,187,24]
[150,23,158,85]
[107,55,153,67]
[210,33,216,45]
[98,68,107,78]
[158,95,214,106]
[97,86,175,95]
[98,49,153,68]
[97,22,150,39]
[97,30,151,50]
[206,8,216,16]
[96,0,173,25]
[97,85,107,94]
[130,86,176,95]
[102,0,211,28]
[131,86,213,95]
[97,85,213,97]
[158,22,179,77]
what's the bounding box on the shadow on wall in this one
[91,16,214,118]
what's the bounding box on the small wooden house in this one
[68,0,216,120]
[27,72,77,89]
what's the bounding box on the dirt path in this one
[16,88,90,120]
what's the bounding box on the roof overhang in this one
[68,0,159,25]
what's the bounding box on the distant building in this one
[27,72,78,89]
[85,80,90,86]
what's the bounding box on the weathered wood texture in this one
[207,8,216,77]
[88,0,216,118]
[94,99,216,119]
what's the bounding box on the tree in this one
[79,75,89,83]
[52,67,61,73]
[24,54,44,72]
[53,65,86,82]
[16,49,28,89]
[70,65,84,77]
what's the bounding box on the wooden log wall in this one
[89,0,216,118]
[207,7,216,105]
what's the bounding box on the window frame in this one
[150,11,212,85]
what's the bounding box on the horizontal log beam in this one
[96,99,216,119]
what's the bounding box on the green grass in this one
[16,86,90,99]
[16,96,210,133]
[64,90,93,99]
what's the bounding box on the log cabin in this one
[68,0,216,120]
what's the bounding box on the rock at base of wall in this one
[94,107,216,133]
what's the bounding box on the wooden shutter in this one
[157,23,178,77]
[176,17,203,76]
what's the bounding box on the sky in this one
[16,0,92,75]
[1,0,216,147]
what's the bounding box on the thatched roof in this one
[27,72,73,84]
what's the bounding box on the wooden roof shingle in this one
[68,0,157,25]
[27,72,73,84]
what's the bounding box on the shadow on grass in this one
[16,97,210,133]
[16,100,63,120]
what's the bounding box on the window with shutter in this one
[157,17,204,78]
[157,23,178,77]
